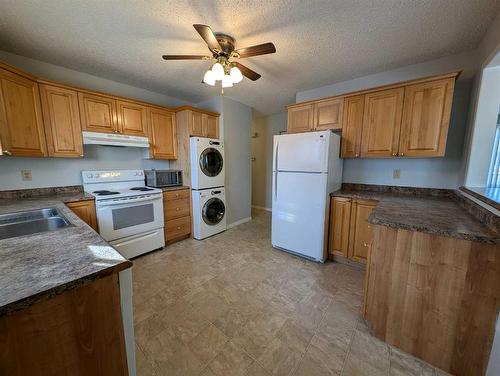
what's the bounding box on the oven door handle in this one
[97,195,161,207]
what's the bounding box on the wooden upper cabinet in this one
[203,114,219,139]
[149,107,177,159]
[116,100,148,137]
[78,92,117,133]
[314,97,343,131]
[191,111,204,136]
[399,78,454,157]
[360,87,404,158]
[329,197,352,258]
[287,103,314,133]
[0,68,47,157]
[348,200,376,264]
[341,95,364,158]
[39,84,83,158]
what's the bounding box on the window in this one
[486,112,500,187]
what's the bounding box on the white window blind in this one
[486,114,500,188]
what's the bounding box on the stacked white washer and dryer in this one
[190,137,227,240]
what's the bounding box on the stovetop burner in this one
[93,190,120,196]
[130,187,155,191]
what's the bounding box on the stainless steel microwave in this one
[145,170,183,188]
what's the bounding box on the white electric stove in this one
[82,169,165,259]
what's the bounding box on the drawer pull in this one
[363,242,368,247]
[175,193,179,197]
[177,226,181,230]
[176,207,180,211]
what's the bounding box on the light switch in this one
[393,169,401,179]
[21,170,32,181]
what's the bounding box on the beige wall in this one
[251,112,287,210]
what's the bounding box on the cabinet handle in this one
[175,193,179,197]
[400,152,404,156]
[176,207,180,211]
[392,152,397,156]
[3,150,12,156]
[355,153,359,157]
[177,226,181,230]
[363,242,368,247]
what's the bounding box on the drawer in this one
[164,189,190,201]
[164,198,190,220]
[165,216,191,240]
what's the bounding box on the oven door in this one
[96,194,164,241]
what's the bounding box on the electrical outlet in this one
[21,170,32,181]
[393,169,401,179]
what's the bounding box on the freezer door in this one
[272,171,328,261]
[273,131,330,173]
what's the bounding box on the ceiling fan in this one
[162,24,276,92]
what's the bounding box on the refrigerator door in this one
[272,171,328,261]
[273,131,330,173]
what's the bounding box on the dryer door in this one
[199,148,223,177]
[202,197,225,225]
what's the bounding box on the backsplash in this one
[0,145,169,191]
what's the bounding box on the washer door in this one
[199,148,223,177]
[202,197,225,225]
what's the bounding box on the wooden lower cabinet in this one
[66,199,98,231]
[328,197,376,265]
[163,188,191,245]
[0,273,128,376]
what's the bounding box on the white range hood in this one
[82,131,149,148]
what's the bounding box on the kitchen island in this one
[0,187,132,376]
[330,184,500,376]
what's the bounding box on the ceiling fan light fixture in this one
[229,66,243,83]
[222,74,233,88]
[203,70,216,86]
[211,62,225,81]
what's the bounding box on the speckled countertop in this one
[0,192,132,316]
[331,188,500,244]
[158,185,190,192]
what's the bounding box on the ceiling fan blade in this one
[235,42,276,58]
[234,62,261,81]
[162,55,210,60]
[193,24,222,52]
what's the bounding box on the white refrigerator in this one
[271,130,342,262]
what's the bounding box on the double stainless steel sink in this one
[0,208,71,240]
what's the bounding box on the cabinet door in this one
[78,92,117,133]
[360,88,404,158]
[149,108,177,159]
[66,200,98,231]
[341,95,364,158]
[203,114,219,139]
[329,197,352,258]
[190,111,204,136]
[399,78,454,157]
[39,84,83,158]
[116,100,148,136]
[0,68,47,157]
[348,200,376,264]
[313,97,343,131]
[287,104,314,133]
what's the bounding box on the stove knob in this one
[138,171,143,176]
[133,172,138,176]
[95,174,100,178]
[87,173,93,179]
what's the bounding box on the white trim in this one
[227,216,252,229]
[252,205,272,212]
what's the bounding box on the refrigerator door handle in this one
[274,171,278,201]
[274,141,279,172]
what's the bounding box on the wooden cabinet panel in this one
[287,104,314,133]
[164,198,190,221]
[314,97,343,131]
[204,114,219,139]
[149,107,177,159]
[66,200,98,231]
[348,200,376,264]
[39,84,83,158]
[78,92,117,133]
[117,100,148,136]
[341,95,364,158]
[399,78,454,157]
[329,197,352,258]
[0,68,47,157]
[164,188,190,201]
[361,88,404,158]
[191,111,204,136]
[165,216,191,243]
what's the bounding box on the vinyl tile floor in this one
[132,209,450,376]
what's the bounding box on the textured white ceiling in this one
[0,1,498,115]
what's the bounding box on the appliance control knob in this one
[95,174,100,178]
[87,173,93,178]
[133,172,138,176]
[138,171,143,176]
